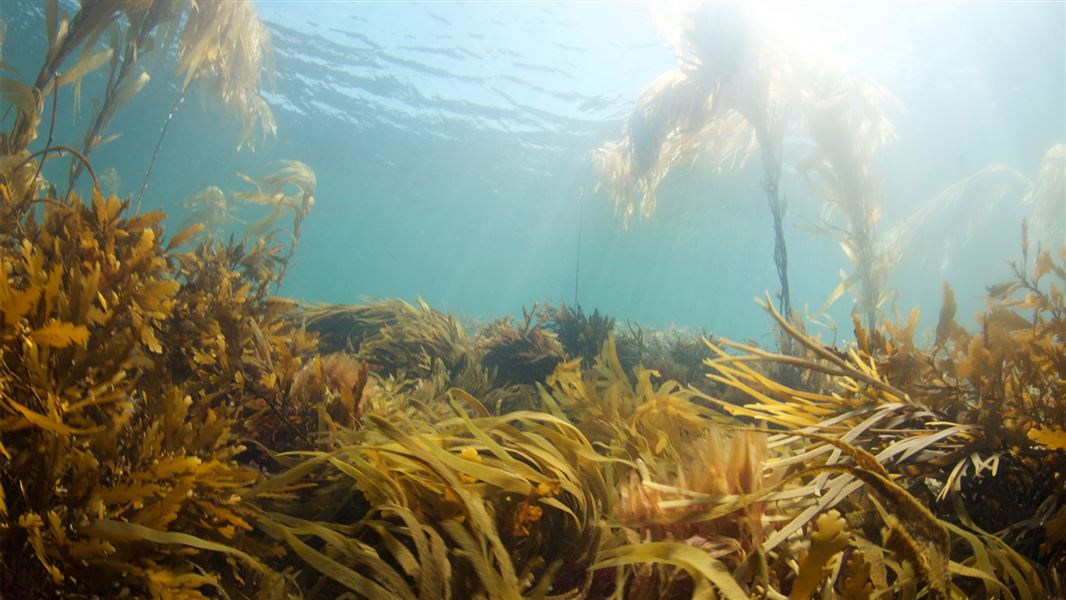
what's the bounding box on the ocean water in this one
[2,1,1063,344]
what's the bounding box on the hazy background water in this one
[2,1,1063,344]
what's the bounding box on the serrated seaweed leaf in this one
[29,321,89,347]
[790,510,850,600]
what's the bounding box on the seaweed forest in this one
[1,2,1064,600]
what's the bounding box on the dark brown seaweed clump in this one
[542,302,616,363]
[477,305,566,387]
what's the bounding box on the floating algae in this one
[1,2,1063,599]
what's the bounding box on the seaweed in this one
[302,299,476,385]
[180,161,317,278]
[0,0,275,209]
[3,4,1064,599]
[251,393,607,599]
[542,302,615,363]
[691,245,1065,596]
[0,189,294,598]
[596,4,899,327]
[615,323,717,392]
[477,304,566,388]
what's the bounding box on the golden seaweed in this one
[477,304,566,388]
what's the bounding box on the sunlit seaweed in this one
[694,244,1066,596]
[596,3,899,324]
[2,3,1064,599]
[1026,144,1065,250]
[0,0,275,199]
[0,189,295,598]
[179,161,317,272]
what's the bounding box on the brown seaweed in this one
[0,189,295,598]
[477,304,566,387]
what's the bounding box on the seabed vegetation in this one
[1,2,1064,599]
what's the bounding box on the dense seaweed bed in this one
[1,2,1064,599]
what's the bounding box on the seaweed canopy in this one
[537,335,771,599]
[0,188,300,598]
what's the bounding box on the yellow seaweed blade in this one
[593,541,748,600]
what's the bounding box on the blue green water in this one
[2,1,1063,344]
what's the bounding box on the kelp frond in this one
[591,69,757,225]
[1026,143,1065,250]
[177,0,277,150]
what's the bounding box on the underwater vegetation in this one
[477,305,567,388]
[1,2,1065,600]
[543,303,616,364]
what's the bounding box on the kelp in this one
[1025,144,1065,250]
[692,246,1066,596]
[596,4,903,324]
[175,0,276,151]
[3,4,1063,598]
[179,161,317,273]
[3,182,1060,598]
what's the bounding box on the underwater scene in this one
[0,0,1064,598]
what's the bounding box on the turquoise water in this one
[2,1,1063,343]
